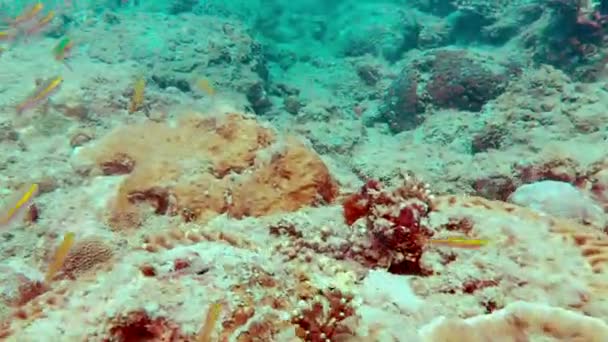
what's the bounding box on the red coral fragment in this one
[462,279,498,294]
[342,193,369,226]
[101,152,136,175]
[139,264,156,277]
[12,275,47,307]
[173,258,190,271]
[107,311,185,342]
[342,180,381,225]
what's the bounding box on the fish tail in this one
[0,203,30,228]
[16,99,37,114]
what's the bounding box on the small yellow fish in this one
[195,78,215,96]
[16,76,63,114]
[128,77,146,113]
[198,302,222,342]
[428,237,489,249]
[25,10,54,35]
[45,232,75,283]
[0,30,17,41]
[0,183,39,228]
[10,2,44,27]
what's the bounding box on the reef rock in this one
[381,49,515,133]
[508,180,606,228]
[324,3,420,61]
[74,112,338,230]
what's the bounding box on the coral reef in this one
[2,1,608,341]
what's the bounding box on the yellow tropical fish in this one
[0,183,39,228]
[197,302,222,342]
[16,76,63,114]
[428,236,489,249]
[0,29,18,41]
[195,78,216,96]
[128,77,145,113]
[45,232,75,283]
[25,10,54,35]
[10,2,44,27]
[0,183,38,226]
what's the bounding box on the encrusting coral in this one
[419,301,608,342]
[59,237,114,280]
[75,112,338,230]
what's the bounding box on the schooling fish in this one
[9,2,43,27]
[0,183,39,228]
[428,236,489,250]
[0,29,18,41]
[16,76,63,114]
[24,10,54,36]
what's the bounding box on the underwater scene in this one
[2,0,608,341]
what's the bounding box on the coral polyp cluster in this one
[291,290,356,342]
[343,174,436,275]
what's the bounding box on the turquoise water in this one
[1,1,608,341]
